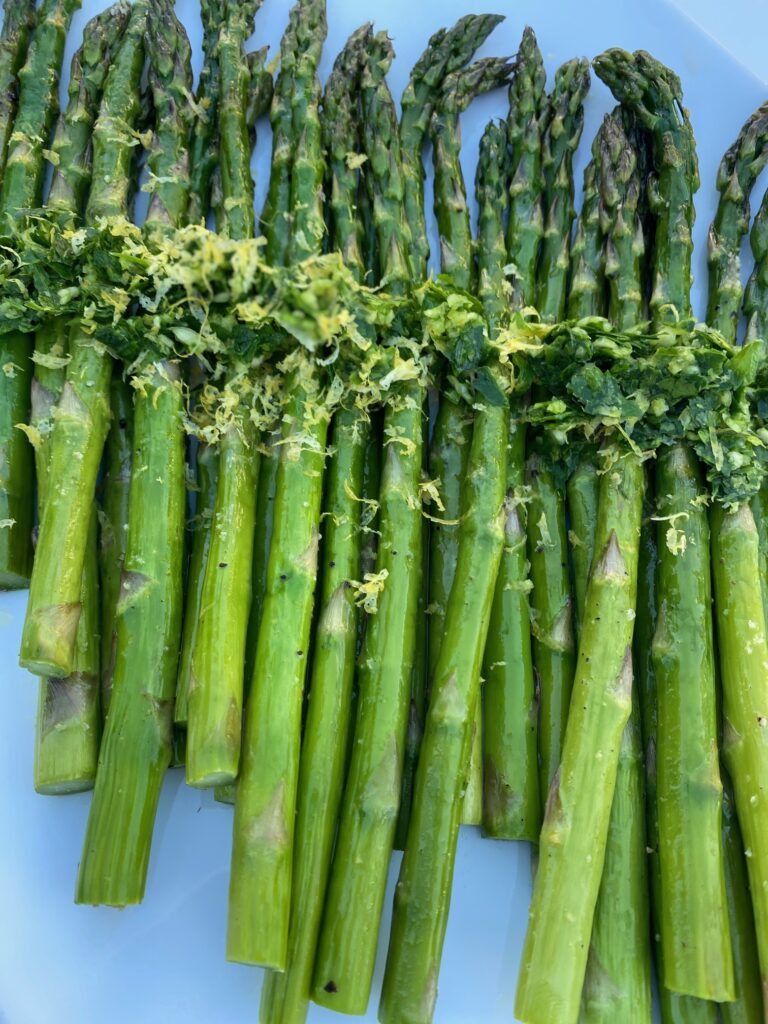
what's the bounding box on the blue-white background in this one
[1,0,767,1020]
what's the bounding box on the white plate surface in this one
[2,1,768,1021]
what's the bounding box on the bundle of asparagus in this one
[5,3,768,1024]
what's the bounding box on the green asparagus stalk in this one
[711,501,768,1006]
[525,448,573,806]
[652,337,732,1005]
[378,126,510,1024]
[259,30,370,1019]
[515,451,644,1024]
[707,100,768,341]
[594,49,733,1004]
[635,471,719,1024]
[0,0,35,187]
[537,57,590,321]
[33,4,129,793]
[579,111,652,1024]
[76,0,193,906]
[175,441,217,726]
[427,57,512,829]
[19,0,146,676]
[506,26,546,308]
[184,0,262,790]
[0,0,81,590]
[399,13,502,281]
[227,0,327,970]
[312,32,421,1013]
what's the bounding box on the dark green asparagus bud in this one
[0,0,35,185]
[0,0,81,219]
[186,0,223,224]
[593,49,699,322]
[506,26,546,308]
[46,3,130,216]
[144,0,193,230]
[287,0,327,263]
[322,23,369,280]
[261,0,298,265]
[707,100,768,341]
[537,57,590,321]
[216,0,261,242]
[401,13,503,279]
[431,58,513,292]
[567,134,602,319]
[0,0,82,589]
[245,47,273,133]
[744,185,768,341]
[598,111,644,329]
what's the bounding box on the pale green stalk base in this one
[228,387,327,971]
[21,336,111,676]
[186,423,258,789]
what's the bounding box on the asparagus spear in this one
[0,0,81,590]
[505,26,546,308]
[312,31,422,1013]
[259,27,371,1020]
[398,15,505,845]
[228,0,327,970]
[635,471,720,1024]
[399,13,502,282]
[0,0,35,187]
[595,48,733,1003]
[378,118,510,1024]
[579,111,651,1024]
[427,56,512,830]
[19,0,146,676]
[32,3,130,793]
[707,100,768,341]
[481,32,545,840]
[537,57,590,321]
[76,0,193,906]
[515,452,644,1024]
[184,0,262,790]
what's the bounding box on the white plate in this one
[2,1,767,1022]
